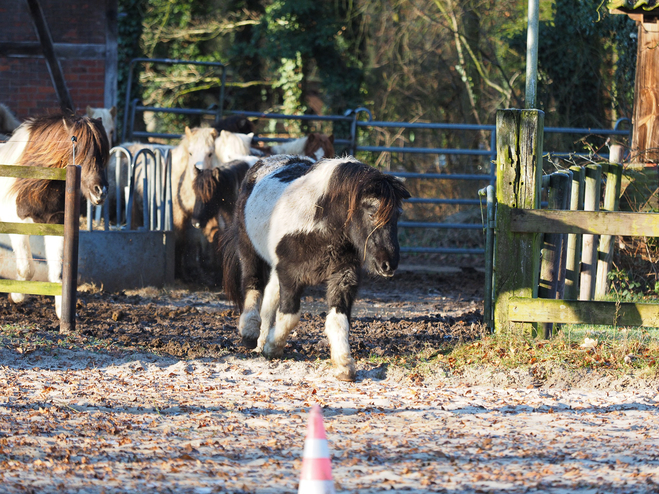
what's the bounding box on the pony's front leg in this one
[8,233,35,305]
[325,266,360,382]
[262,273,301,359]
[44,235,64,319]
[237,245,267,349]
[256,272,280,352]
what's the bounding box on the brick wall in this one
[0,0,111,120]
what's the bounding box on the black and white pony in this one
[0,113,109,318]
[222,155,409,381]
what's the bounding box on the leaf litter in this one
[0,269,658,493]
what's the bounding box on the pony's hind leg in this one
[8,233,35,305]
[44,235,64,319]
[256,272,280,352]
[325,266,360,382]
[262,271,301,359]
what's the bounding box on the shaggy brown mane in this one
[192,168,217,203]
[10,113,109,202]
[328,161,409,228]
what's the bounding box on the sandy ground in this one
[1,268,659,493]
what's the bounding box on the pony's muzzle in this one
[89,184,107,205]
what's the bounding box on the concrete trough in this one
[0,230,175,293]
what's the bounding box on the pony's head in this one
[86,105,116,146]
[320,159,410,277]
[12,113,110,207]
[191,160,250,230]
[191,167,221,230]
[304,133,335,160]
[215,130,253,163]
[184,126,218,171]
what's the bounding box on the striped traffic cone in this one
[298,404,335,494]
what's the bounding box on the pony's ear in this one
[387,175,411,199]
[329,134,335,143]
[110,106,117,118]
[185,126,194,140]
[86,105,93,117]
[212,167,222,180]
[211,128,219,138]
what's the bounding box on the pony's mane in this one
[323,159,410,228]
[10,113,109,200]
[192,168,217,203]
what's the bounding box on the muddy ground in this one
[1,266,659,493]
[0,267,485,362]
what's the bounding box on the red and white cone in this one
[298,404,336,494]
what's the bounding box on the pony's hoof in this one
[9,293,25,305]
[335,366,356,382]
[262,343,284,360]
[241,336,258,350]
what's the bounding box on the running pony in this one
[222,155,409,381]
[0,113,109,318]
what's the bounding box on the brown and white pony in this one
[0,113,109,318]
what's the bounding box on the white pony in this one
[86,105,116,146]
[215,130,258,165]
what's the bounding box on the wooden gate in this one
[492,108,659,335]
[0,164,81,333]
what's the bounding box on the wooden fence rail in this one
[492,108,659,335]
[0,164,81,333]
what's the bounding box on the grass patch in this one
[370,321,659,380]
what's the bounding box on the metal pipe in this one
[479,185,495,331]
[525,0,540,108]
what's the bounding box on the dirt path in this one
[1,268,659,493]
[1,351,658,493]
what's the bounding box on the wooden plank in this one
[580,165,602,301]
[493,109,543,335]
[564,166,585,300]
[25,0,75,112]
[510,209,659,236]
[0,280,62,296]
[509,297,659,327]
[0,222,64,236]
[595,162,623,299]
[0,165,67,180]
[632,22,659,163]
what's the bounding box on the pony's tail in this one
[220,222,243,311]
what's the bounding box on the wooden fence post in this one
[579,164,602,300]
[493,109,544,334]
[564,166,585,300]
[538,170,571,338]
[595,161,623,299]
[60,164,81,334]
